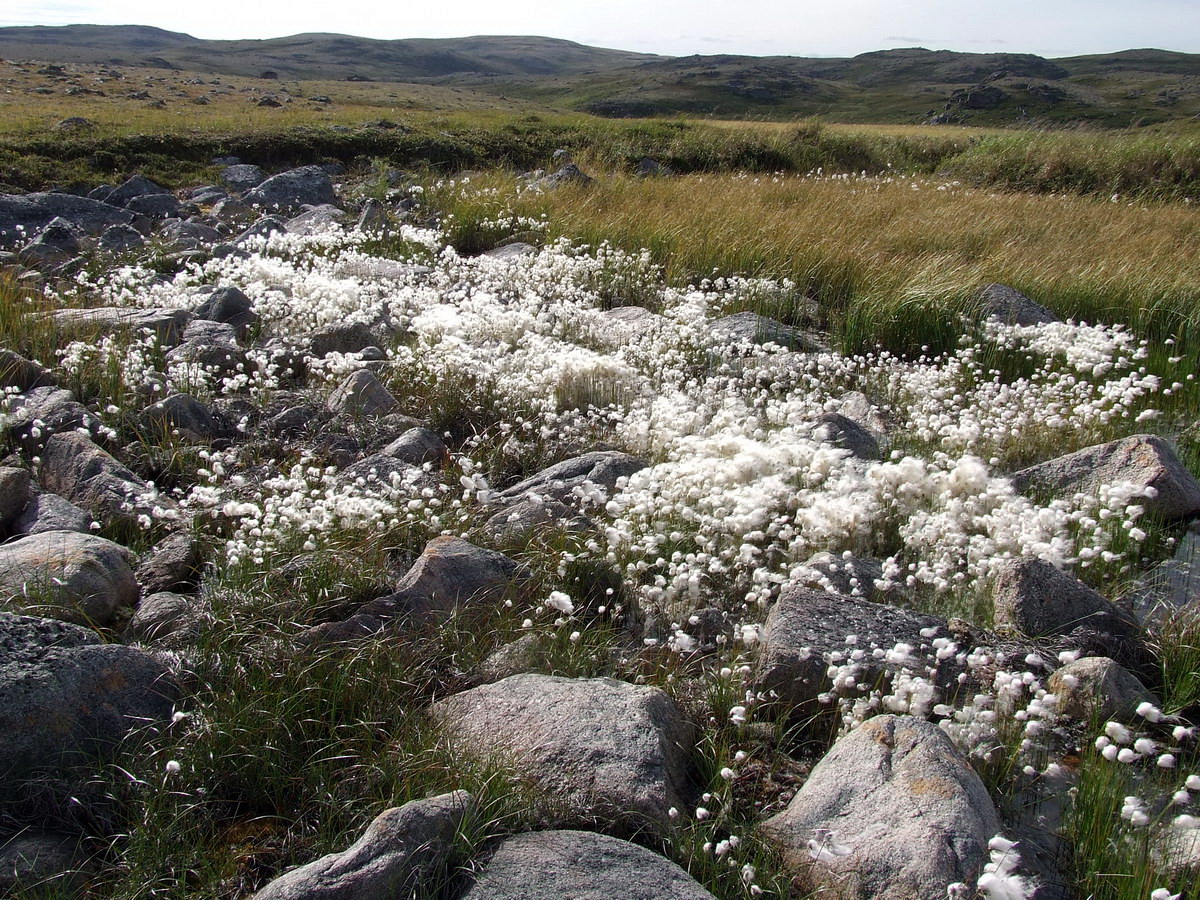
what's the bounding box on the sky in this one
[2,0,1198,59]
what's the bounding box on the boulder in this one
[157,219,222,250]
[135,531,201,595]
[142,393,224,442]
[603,305,668,342]
[98,223,146,251]
[0,466,32,531]
[492,451,646,509]
[793,552,887,601]
[1011,434,1200,520]
[41,432,174,530]
[11,491,93,536]
[482,242,536,260]
[181,318,239,347]
[327,369,398,418]
[46,306,192,345]
[1,386,91,447]
[0,348,53,391]
[125,193,181,219]
[482,497,593,543]
[124,591,202,646]
[307,322,378,358]
[0,612,178,787]
[235,216,288,244]
[0,193,133,249]
[837,390,893,441]
[285,204,347,235]
[531,164,593,191]
[762,715,1000,900]
[460,830,716,900]
[166,339,250,378]
[250,791,472,900]
[195,286,257,331]
[244,166,338,212]
[1047,656,1157,724]
[107,175,171,208]
[0,830,87,895]
[755,587,960,711]
[710,311,825,352]
[220,164,266,193]
[436,674,694,831]
[976,284,1060,326]
[0,530,138,625]
[378,428,446,468]
[813,412,881,460]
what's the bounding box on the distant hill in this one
[1,25,1198,126]
[0,25,659,80]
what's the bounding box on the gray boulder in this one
[221,164,266,193]
[460,830,715,900]
[0,830,87,895]
[1047,656,1157,724]
[482,497,593,543]
[2,386,91,448]
[762,715,1000,900]
[0,530,138,625]
[181,318,239,346]
[0,466,32,531]
[0,348,53,391]
[251,791,472,900]
[107,175,171,208]
[41,431,177,530]
[1011,434,1200,520]
[436,674,694,831]
[482,242,536,260]
[379,428,446,468]
[976,284,1060,326]
[135,532,201,595]
[46,306,192,345]
[166,339,250,378]
[813,412,881,460]
[0,611,178,786]
[710,311,825,352]
[244,166,338,212]
[0,193,132,249]
[124,591,202,646]
[755,587,960,711]
[285,204,347,235]
[603,306,668,342]
[308,322,377,358]
[98,223,146,251]
[793,551,887,601]
[12,491,93,536]
[327,369,398,418]
[493,451,646,509]
[532,164,593,191]
[235,215,288,244]
[125,193,181,219]
[143,393,224,442]
[195,286,257,331]
[157,219,222,250]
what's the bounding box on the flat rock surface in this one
[435,674,693,831]
[762,715,1000,900]
[459,830,716,900]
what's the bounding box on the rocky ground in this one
[1,158,1198,898]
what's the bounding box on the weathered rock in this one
[837,390,893,441]
[11,491,93,536]
[532,164,593,191]
[235,215,287,244]
[379,428,446,468]
[755,587,959,711]
[98,222,146,251]
[142,393,224,442]
[436,674,693,830]
[221,163,266,193]
[244,166,338,212]
[0,530,138,625]
[2,386,91,447]
[634,157,673,177]
[18,217,81,268]
[710,311,825,352]
[603,305,668,341]
[0,193,133,249]
[492,451,646,508]
[107,175,171,208]
[135,531,201,595]
[1047,656,1157,724]
[475,633,546,683]
[166,339,250,377]
[189,184,229,205]
[327,369,398,418]
[482,242,536,260]
[181,317,239,346]
[157,219,221,250]
[125,192,181,219]
[0,348,53,391]
[762,715,1000,900]
[41,432,177,530]
[195,286,257,331]
[460,830,716,900]
[0,611,178,786]
[1011,434,1200,520]
[355,199,390,232]
[0,830,87,895]
[308,322,377,358]
[251,791,472,900]
[482,497,593,543]
[813,412,882,460]
[124,591,202,646]
[46,306,192,345]
[0,466,32,531]
[793,552,887,601]
[976,284,1060,326]
[285,204,347,235]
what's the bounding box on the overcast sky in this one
[2,0,1197,58]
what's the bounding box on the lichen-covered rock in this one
[1047,656,1157,723]
[251,791,472,900]
[460,830,716,900]
[436,674,694,831]
[1011,434,1200,520]
[0,530,138,625]
[135,531,202,595]
[0,611,178,787]
[762,715,1000,899]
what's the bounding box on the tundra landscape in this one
[0,18,1199,900]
